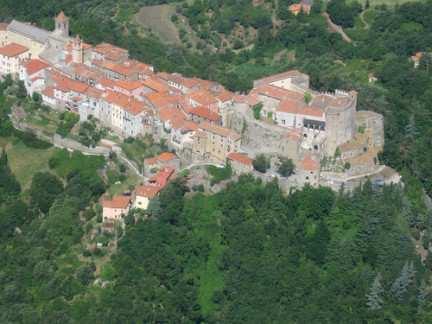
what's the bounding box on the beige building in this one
[101,195,131,223]
[192,122,241,163]
[0,43,30,76]
[133,185,160,210]
[6,20,50,58]
[227,152,254,174]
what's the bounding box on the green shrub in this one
[207,164,232,185]
[253,154,270,173]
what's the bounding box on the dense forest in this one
[1,0,432,322]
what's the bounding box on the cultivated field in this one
[134,5,181,45]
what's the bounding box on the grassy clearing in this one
[121,136,165,169]
[107,170,141,195]
[134,5,181,45]
[184,194,224,315]
[25,108,62,136]
[4,138,55,188]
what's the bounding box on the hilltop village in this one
[0,12,400,225]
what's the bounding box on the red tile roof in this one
[102,195,131,209]
[86,86,103,99]
[227,152,253,165]
[54,75,89,94]
[149,167,175,188]
[253,84,304,102]
[199,122,241,141]
[105,91,146,115]
[135,185,160,198]
[277,99,302,114]
[0,43,28,57]
[158,152,177,161]
[145,152,177,165]
[42,86,54,98]
[189,90,218,106]
[23,59,49,76]
[215,89,234,102]
[300,155,319,171]
[115,79,143,91]
[189,106,221,122]
[93,43,128,61]
[142,77,170,93]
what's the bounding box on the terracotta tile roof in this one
[135,185,160,198]
[180,120,199,132]
[54,75,89,94]
[253,84,304,102]
[72,63,102,80]
[189,106,221,122]
[158,106,187,126]
[93,43,128,61]
[114,79,143,91]
[149,167,175,188]
[98,77,115,89]
[0,43,28,57]
[158,152,177,161]
[145,152,177,165]
[277,99,302,114]
[300,155,319,171]
[215,89,234,102]
[93,60,125,76]
[227,152,253,165]
[189,90,218,106]
[23,59,49,75]
[199,122,241,141]
[146,92,181,110]
[102,195,131,209]
[86,86,103,99]
[105,91,146,115]
[142,77,170,93]
[301,106,324,118]
[42,86,54,98]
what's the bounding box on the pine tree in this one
[417,280,428,311]
[366,273,384,311]
[391,261,416,302]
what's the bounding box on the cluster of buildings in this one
[0,11,400,215]
[101,153,177,229]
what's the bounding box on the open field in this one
[134,5,181,45]
[4,138,55,188]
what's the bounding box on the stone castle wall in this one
[324,92,357,156]
[226,103,300,160]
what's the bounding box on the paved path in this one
[179,161,224,172]
[359,10,370,30]
[322,12,352,44]
[10,109,144,178]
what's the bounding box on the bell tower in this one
[54,11,69,37]
[72,35,83,64]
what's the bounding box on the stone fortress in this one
[0,11,400,192]
[226,70,399,190]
